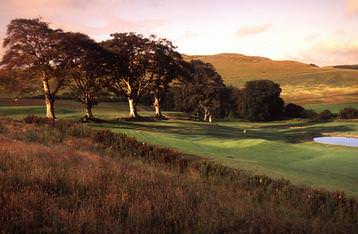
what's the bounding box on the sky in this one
[0,0,357,66]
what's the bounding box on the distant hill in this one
[333,65,358,70]
[185,53,358,104]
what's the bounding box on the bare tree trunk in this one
[203,107,208,121]
[208,114,213,123]
[153,95,162,118]
[128,97,137,118]
[85,103,94,120]
[42,79,56,119]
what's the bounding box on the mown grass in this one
[304,102,358,113]
[0,99,358,197]
[90,119,358,197]
[0,119,357,233]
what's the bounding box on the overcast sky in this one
[0,0,358,66]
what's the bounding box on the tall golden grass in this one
[0,118,357,233]
[185,53,358,104]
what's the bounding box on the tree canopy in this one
[63,32,113,120]
[1,18,67,119]
[102,32,154,118]
[0,17,296,123]
[179,60,225,122]
[239,80,285,121]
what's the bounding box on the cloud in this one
[3,0,97,9]
[236,23,271,37]
[300,38,358,65]
[304,33,320,42]
[318,40,358,56]
[0,0,168,43]
[346,0,358,14]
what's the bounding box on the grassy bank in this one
[0,119,357,233]
[0,99,358,197]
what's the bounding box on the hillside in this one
[185,53,358,104]
[0,118,357,233]
[1,99,358,196]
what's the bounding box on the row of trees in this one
[0,18,225,121]
[3,18,349,123]
[162,80,286,121]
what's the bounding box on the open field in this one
[0,99,358,197]
[186,53,358,104]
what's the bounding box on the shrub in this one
[23,115,53,124]
[302,109,318,119]
[284,103,305,118]
[317,109,335,121]
[338,107,358,119]
[0,122,7,134]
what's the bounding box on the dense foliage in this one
[238,80,285,121]
[0,19,189,120]
[284,103,305,118]
[175,60,225,121]
[317,109,335,121]
[338,107,358,119]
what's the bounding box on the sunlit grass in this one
[1,99,357,196]
[185,54,358,104]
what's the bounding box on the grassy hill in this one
[185,53,358,104]
[0,118,357,232]
[1,99,358,197]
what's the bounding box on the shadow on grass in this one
[0,106,78,116]
[90,119,355,144]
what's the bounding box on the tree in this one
[63,32,112,121]
[317,109,334,121]
[240,80,284,121]
[284,103,305,118]
[0,69,17,95]
[338,107,358,119]
[218,85,242,119]
[102,33,154,119]
[146,36,186,118]
[182,60,224,122]
[0,18,67,119]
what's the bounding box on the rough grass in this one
[185,53,358,104]
[0,119,357,233]
[91,119,358,197]
[0,99,358,197]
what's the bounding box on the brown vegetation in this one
[0,118,357,233]
[184,53,358,104]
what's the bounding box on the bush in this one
[23,115,53,124]
[317,109,335,121]
[338,107,358,119]
[302,109,318,119]
[284,103,305,118]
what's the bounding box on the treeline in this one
[1,18,357,123]
[161,80,358,121]
[0,18,226,122]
